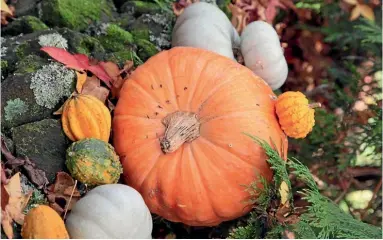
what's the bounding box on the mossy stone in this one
[57,28,105,56]
[12,119,69,182]
[136,38,159,61]
[1,16,49,36]
[105,50,135,65]
[132,28,150,41]
[40,0,116,31]
[97,24,134,52]
[120,0,162,16]
[15,55,48,74]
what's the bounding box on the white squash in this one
[171,2,240,60]
[65,184,153,239]
[240,21,288,90]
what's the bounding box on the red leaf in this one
[87,65,112,88]
[41,47,84,71]
[41,47,112,88]
[73,54,90,69]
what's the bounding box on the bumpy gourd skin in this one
[66,138,122,186]
[21,205,69,239]
[275,91,315,139]
[61,94,111,142]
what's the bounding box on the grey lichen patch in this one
[38,33,68,48]
[4,98,29,122]
[30,62,75,109]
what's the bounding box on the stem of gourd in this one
[309,103,322,108]
[160,111,200,154]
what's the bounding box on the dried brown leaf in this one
[349,5,361,21]
[359,4,375,21]
[46,172,81,215]
[0,0,12,14]
[1,173,32,239]
[76,71,88,93]
[81,76,110,103]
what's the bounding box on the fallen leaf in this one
[358,4,375,21]
[0,0,12,14]
[1,137,49,189]
[100,61,125,98]
[41,47,112,87]
[1,182,9,211]
[279,181,289,206]
[343,0,358,5]
[46,172,81,215]
[1,173,32,239]
[350,4,361,21]
[265,0,287,23]
[76,71,88,93]
[81,76,110,103]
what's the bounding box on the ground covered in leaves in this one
[1,0,382,239]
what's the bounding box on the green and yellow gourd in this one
[66,138,122,186]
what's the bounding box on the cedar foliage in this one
[229,136,382,239]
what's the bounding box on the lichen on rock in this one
[30,62,75,109]
[38,33,68,49]
[4,98,29,122]
[1,37,7,57]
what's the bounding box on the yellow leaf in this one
[279,181,289,206]
[349,5,361,21]
[76,71,87,93]
[0,0,12,15]
[359,4,375,21]
[343,0,358,5]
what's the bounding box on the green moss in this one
[132,28,150,41]
[15,55,46,74]
[15,42,28,59]
[98,24,134,52]
[136,39,159,60]
[76,36,105,55]
[218,0,232,19]
[106,50,135,65]
[24,16,49,31]
[1,60,8,70]
[41,0,115,31]
[128,1,162,14]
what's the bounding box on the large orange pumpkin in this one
[113,47,288,226]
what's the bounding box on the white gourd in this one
[240,21,288,90]
[65,184,153,239]
[172,2,240,60]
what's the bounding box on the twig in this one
[361,178,382,221]
[63,180,77,220]
[346,167,382,177]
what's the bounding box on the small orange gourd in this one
[21,205,69,239]
[62,94,111,142]
[275,91,321,139]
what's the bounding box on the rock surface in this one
[11,119,69,182]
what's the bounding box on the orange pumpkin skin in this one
[113,47,288,226]
[275,91,319,139]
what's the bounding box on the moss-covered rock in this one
[129,12,174,50]
[12,119,69,182]
[40,0,116,31]
[1,16,49,36]
[135,38,159,61]
[105,50,135,65]
[132,28,150,41]
[1,55,75,131]
[97,24,134,52]
[57,28,105,56]
[15,55,48,74]
[120,0,162,15]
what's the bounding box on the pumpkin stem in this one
[309,103,321,109]
[160,111,200,154]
